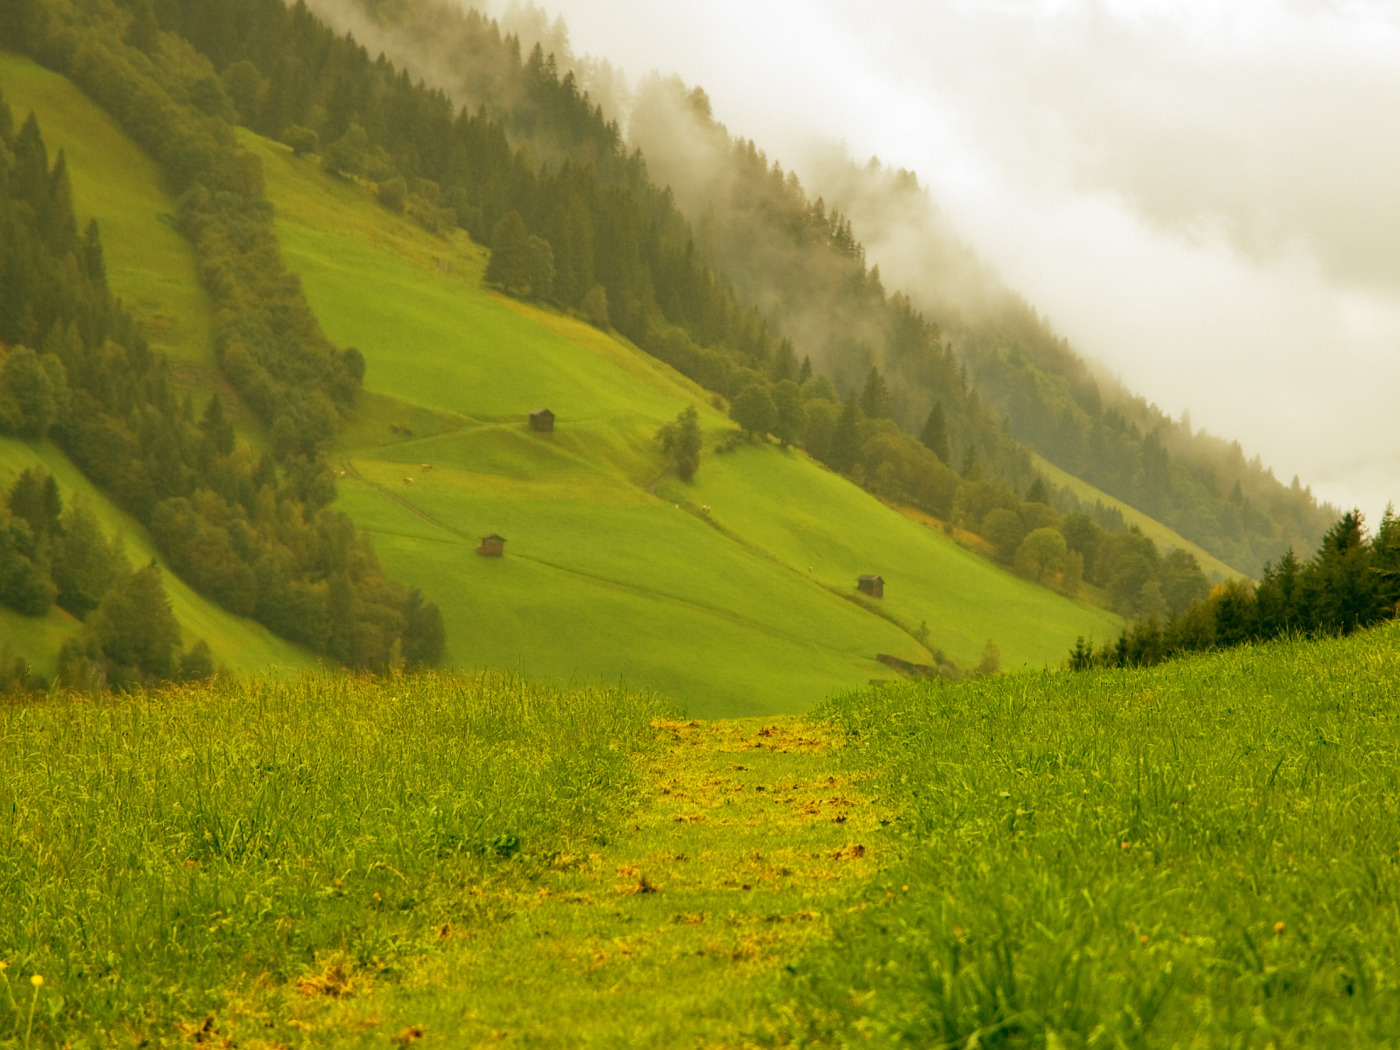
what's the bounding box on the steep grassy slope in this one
[1033,451,1246,581]
[0,438,319,676]
[247,130,1122,714]
[0,56,315,676]
[0,55,211,374]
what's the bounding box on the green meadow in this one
[0,55,1127,710]
[4,622,1398,1047]
[247,130,1121,714]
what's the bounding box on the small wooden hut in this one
[477,534,506,557]
[529,408,555,433]
[857,574,884,598]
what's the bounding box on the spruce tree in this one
[81,220,106,285]
[52,503,122,619]
[485,211,531,295]
[860,366,888,419]
[919,402,950,464]
[831,394,862,473]
[7,467,61,541]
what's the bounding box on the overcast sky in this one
[504,0,1398,522]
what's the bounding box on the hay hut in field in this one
[477,534,506,557]
[529,407,555,433]
[857,574,884,598]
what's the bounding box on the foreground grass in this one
[0,675,666,1046]
[192,719,891,1049]
[797,620,1400,1046]
[4,625,1399,1046]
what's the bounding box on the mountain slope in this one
[247,129,1122,714]
[0,54,316,676]
[0,436,319,677]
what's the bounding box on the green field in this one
[246,129,1121,714]
[1034,451,1246,582]
[4,624,1398,1047]
[0,438,318,677]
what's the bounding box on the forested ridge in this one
[0,4,444,674]
[616,74,1337,577]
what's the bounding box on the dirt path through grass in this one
[273,715,889,1048]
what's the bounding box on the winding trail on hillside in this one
[272,716,894,1046]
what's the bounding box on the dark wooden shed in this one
[529,408,555,433]
[477,534,506,557]
[857,574,884,598]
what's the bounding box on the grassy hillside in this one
[0,54,1130,710]
[245,129,1122,715]
[0,438,318,677]
[0,54,211,375]
[1034,450,1246,581]
[0,55,314,677]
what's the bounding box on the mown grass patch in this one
[0,674,667,1046]
[159,718,895,1049]
[795,621,1400,1046]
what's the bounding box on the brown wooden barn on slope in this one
[857,574,884,598]
[477,534,505,557]
[529,408,555,433]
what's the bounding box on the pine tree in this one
[52,503,123,619]
[860,366,888,419]
[81,219,106,286]
[830,394,861,473]
[40,151,77,252]
[769,339,798,383]
[485,211,531,295]
[919,402,949,464]
[960,444,982,481]
[525,234,555,300]
[400,588,445,667]
[7,467,61,541]
[86,562,181,683]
